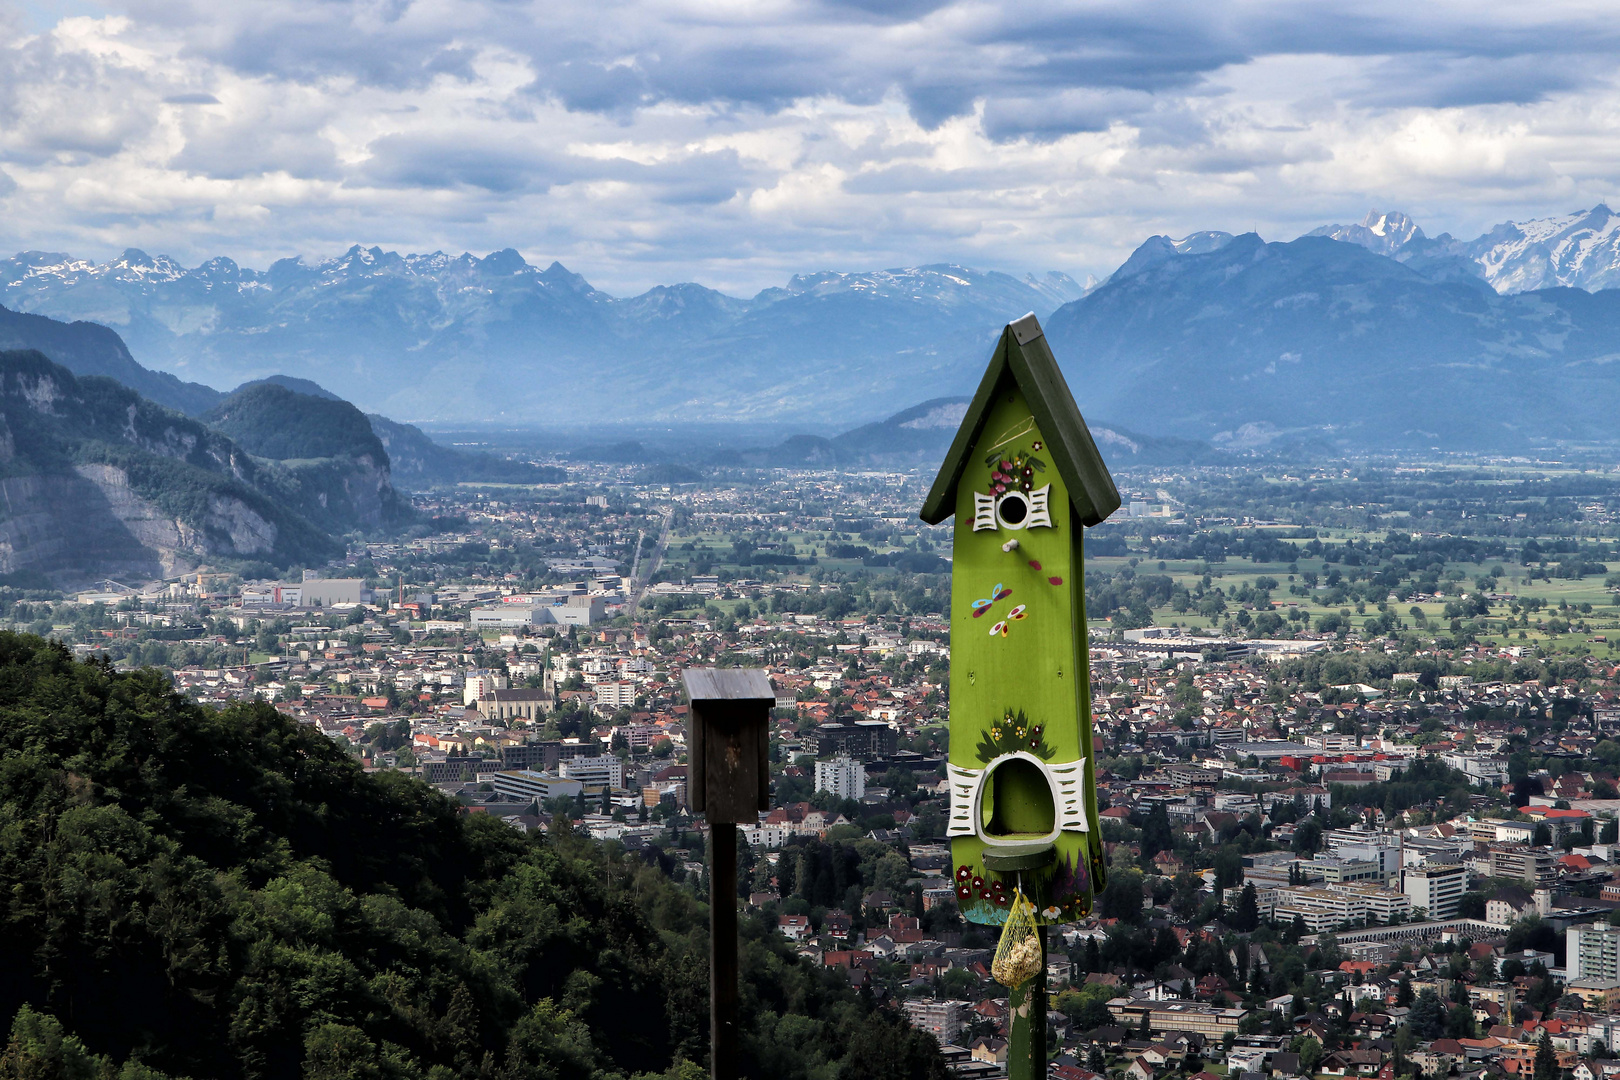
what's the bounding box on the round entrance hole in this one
[982,756,1056,838]
[996,491,1030,528]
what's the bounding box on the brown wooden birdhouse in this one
[682,667,773,824]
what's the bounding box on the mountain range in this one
[6,203,1620,456]
[723,397,1220,469]
[1045,231,1620,450]
[0,250,1085,426]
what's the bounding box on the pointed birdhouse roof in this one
[920,312,1121,526]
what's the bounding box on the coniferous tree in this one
[1142,803,1174,860]
[1233,884,1261,932]
[1534,1032,1558,1080]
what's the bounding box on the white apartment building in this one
[1326,840,1403,887]
[902,999,965,1044]
[594,680,638,708]
[559,755,626,788]
[815,756,866,800]
[1272,887,1366,932]
[1331,883,1412,923]
[463,670,508,705]
[1403,862,1466,920]
[491,770,583,802]
[742,822,791,850]
[1570,924,1620,983]
[1271,883,1411,931]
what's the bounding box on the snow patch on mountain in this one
[1304,205,1620,294]
[1460,204,1620,293]
[1307,210,1425,257]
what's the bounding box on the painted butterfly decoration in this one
[970,583,1012,617]
[989,605,1027,637]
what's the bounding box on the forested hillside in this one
[0,634,944,1080]
[201,383,411,533]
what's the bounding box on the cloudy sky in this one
[2,0,1619,295]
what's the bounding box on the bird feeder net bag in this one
[991,888,1041,989]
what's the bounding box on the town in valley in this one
[20,453,1620,1080]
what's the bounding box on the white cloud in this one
[1,0,1620,293]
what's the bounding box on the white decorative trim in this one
[946,752,1090,843]
[1048,759,1089,832]
[946,762,982,837]
[1025,485,1053,529]
[972,492,998,532]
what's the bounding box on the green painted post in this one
[1006,925,1048,1080]
[920,313,1120,1080]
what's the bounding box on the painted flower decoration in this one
[957,866,972,882]
[976,708,1055,762]
[1031,440,1043,450]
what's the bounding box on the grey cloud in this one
[169,119,342,181]
[1350,53,1596,109]
[115,1,1620,141]
[359,133,572,193]
[163,92,220,104]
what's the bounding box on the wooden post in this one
[682,668,773,1080]
[711,822,739,1080]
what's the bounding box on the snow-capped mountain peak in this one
[1461,204,1620,293]
[1306,209,1425,257]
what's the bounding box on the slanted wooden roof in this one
[920,312,1121,526]
[681,667,773,704]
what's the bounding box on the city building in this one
[815,720,899,761]
[903,1000,965,1044]
[815,756,866,800]
[1403,862,1466,920]
[479,688,552,723]
[300,575,370,606]
[1308,857,1383,885]
[1489,847,1558,886]
[1111,1000,1249,1038]
[502,742,562,773]
[490,770,584,803]
[1570,923,1620,983]
[595,681,639,708]
[559,756,626,787]
[463,670,508,705]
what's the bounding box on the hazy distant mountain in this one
[0,350,337,584]
[0,301,220,414]
[725,396,1221,468]
[1044,232,1620,450]
[0,248,1085,426]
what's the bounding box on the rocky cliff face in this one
[0,465,281,582]
[0,349,337,585]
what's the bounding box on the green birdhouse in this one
[921,312,1120,927]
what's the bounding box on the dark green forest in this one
[0,634,944,1080]
[203,383,390,465]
